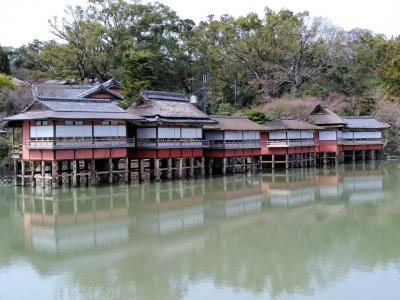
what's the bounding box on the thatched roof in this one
[341,116,390,129]
[264,118,321,131]
[308,104,347,127]
[128,90,214,124]
[204,116,268,131]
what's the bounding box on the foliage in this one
[5,1,400,113]
[214,103,235,115]
[0,85,31,116]
[0,46,10,75]
[120,49,156,107]
[0,74,13,90]
[242,109,267,124]
[375,38,400,99]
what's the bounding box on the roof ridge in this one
[36,84,94,88]
[211,115,249,119]
[140,90,189,102]
[39,97,112,103]
[341,115,374,119]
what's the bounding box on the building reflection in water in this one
[7,162,395,299]
[14,162,386,255]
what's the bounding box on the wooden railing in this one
[25,138,136,149]
[207,140,261,149]
[338,138,385,145]
[265,139,317,148]
[136,138,209,149]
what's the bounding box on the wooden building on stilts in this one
[339,116,389,162]
[5,80,143,187]
[4,80,391,188]
[128,91,214,181]
[308,104,348,165]
[261,118,321,169]
[203,116,266,175]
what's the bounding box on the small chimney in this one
[190,95,198,105]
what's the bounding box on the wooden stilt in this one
[201,157,205,177]
[124,158,129,183]
[323,153,328,166]
[167,158,172,179]
[108,158,113,184]
[90,159,96,186]
[208,158,213,175]
[189,157,194,177]
[222,158,227,175]
[154,158,161,181]
[51,161,58,188]
[21,160,25,186]
[362,150,366,161]
[285,155,289,169]
[72,160,77,187]
[139,159,145,181]
[30,161,35,187]
[13,159,17,185]
[178,158,183,178]
[41,160,45,188]
[352,150,356,161]
[259,155,263,171]
[272,155,275,169]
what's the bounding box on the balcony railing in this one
[136,138,209,149]
[338,138,385,146]
[207,140,261,149]
[25,138,136,149]
[265,139,317,148]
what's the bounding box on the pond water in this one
[1,161,400,300]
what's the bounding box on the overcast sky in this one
[1,0,399,47]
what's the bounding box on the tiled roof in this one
[103,78,121,88]
[341,116,390,129]
[34,84,94,99]
[34,81,122,100]
[79,84,123,99]
[204,116,268,131]
[38,98,126,113]
[264,118,321,131]
[5,111,143,122]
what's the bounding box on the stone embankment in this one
[0,166,14,185]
